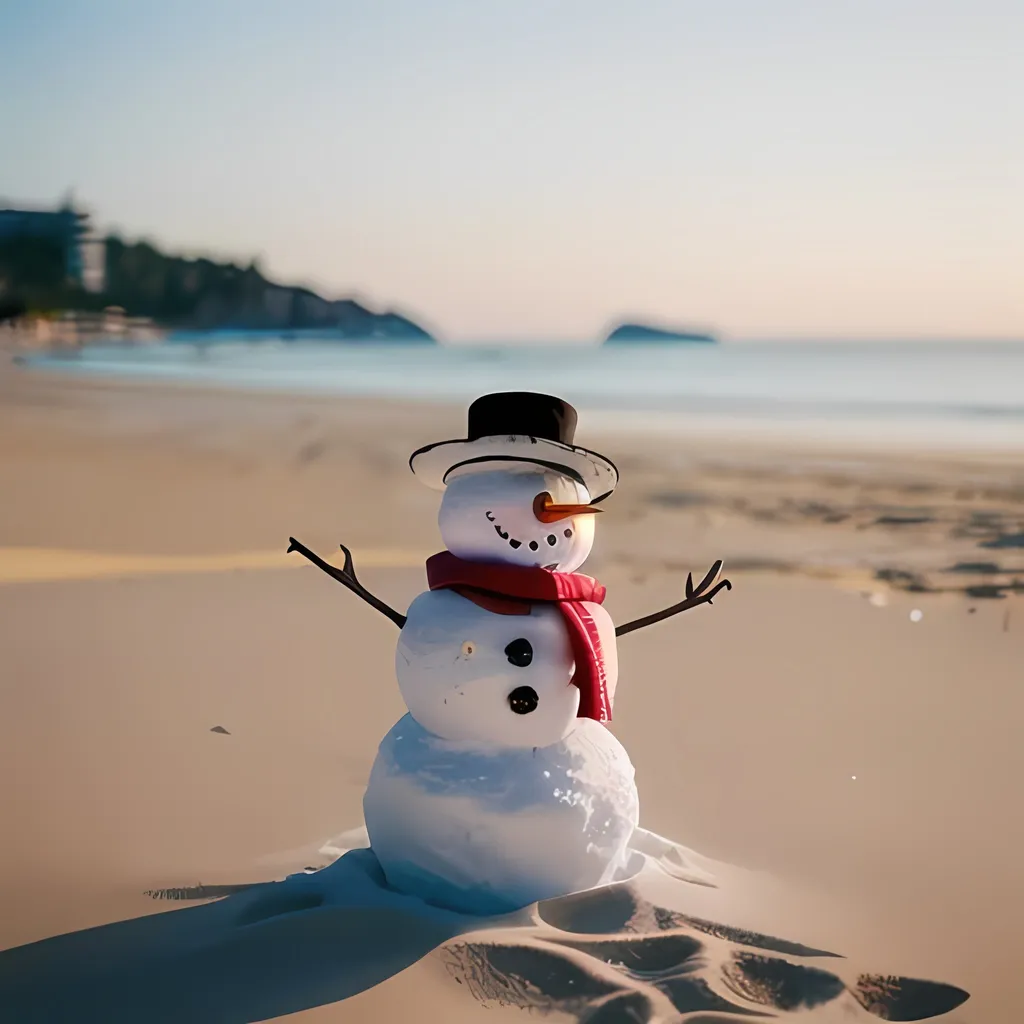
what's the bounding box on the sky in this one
[2,0,1022,342]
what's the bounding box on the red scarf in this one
[425,551,612,722]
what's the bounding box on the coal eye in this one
[504,638,533,667]
[508,685,539,715]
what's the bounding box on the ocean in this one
[23,337,1024,452]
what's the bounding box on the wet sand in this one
[0,361,1021,1021]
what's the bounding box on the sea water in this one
[23,338,1024,452]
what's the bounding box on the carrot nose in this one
[533,491,603,524]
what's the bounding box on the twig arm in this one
[287,537,407,628]
[615,559,732,637]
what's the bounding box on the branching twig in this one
[287,537,407,628]
[616,559,732,637]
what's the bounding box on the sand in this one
[0,359,1020,1022]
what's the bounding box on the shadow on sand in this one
[0,850,470,1023]
[0,849,970,1023]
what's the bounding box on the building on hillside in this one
[0,197,94,287]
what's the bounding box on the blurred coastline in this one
[15,333,1024,456]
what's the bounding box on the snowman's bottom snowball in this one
[363,715,640,916]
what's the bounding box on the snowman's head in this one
[438,466,598,573]
[397,589,580,748]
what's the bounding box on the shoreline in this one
[12,340,1024,462]
[9,350,1024,461]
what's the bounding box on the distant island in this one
[604,322,717,344]
[0,199,435,342]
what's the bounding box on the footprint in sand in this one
[441,883,970,1022]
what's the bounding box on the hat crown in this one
[467,392,578,446]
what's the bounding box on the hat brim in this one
[409,435,619,503]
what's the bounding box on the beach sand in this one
[0,360,1020,1021]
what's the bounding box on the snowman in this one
[288,392,730,914]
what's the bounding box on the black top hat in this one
[409,392,619,501]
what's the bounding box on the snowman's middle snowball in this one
[397,588,581,748]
